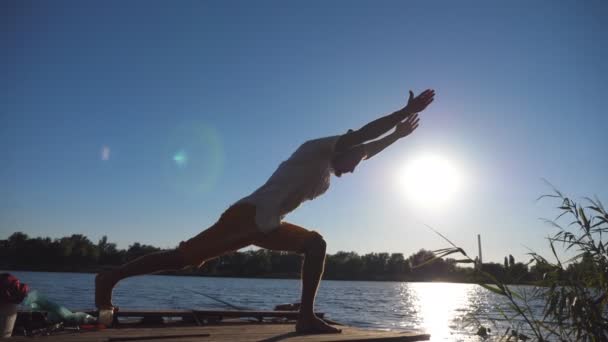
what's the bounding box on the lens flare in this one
[173,150,188,168]
[163,121,224,195]
[101,146,111,161]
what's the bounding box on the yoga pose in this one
[95,89,435,334]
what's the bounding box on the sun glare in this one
[398,154,463,209]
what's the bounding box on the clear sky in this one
[2,1,607,263]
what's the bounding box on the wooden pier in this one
[11,309,431,342]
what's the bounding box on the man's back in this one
[238,135,341,232]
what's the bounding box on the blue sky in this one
[2,1,607,263]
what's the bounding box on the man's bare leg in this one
[254,224,341,334]
[95,212,261,310]
[294,233,341,334]
[95,249,187,309]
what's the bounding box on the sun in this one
[398,154,463,209]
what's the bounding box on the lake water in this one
[5,271,538,341]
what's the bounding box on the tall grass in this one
[424,188,608,341]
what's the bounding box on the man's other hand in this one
[395,113,420,138]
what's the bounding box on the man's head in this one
[331,144,367,177]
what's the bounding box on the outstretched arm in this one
[335,89,434,153]
[362,113,420,160]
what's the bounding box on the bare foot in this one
[295,316,342,334]
[95,271,118,310]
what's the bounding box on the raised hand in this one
[404,89,435,114]
[394,113,420,138]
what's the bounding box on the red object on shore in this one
[0,273,29,305]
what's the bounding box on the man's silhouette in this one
[95,89,435,334]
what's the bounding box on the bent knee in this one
[302,231,326,255]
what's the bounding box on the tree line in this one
[0,232,593,284]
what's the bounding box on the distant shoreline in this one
[1,232,543,286]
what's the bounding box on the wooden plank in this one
[107,333,211,341]
[67,309,325,319]
[9,323,430,342]
[192,310,324,320]
[117,309,323,318]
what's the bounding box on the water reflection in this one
[402,283,468,340]
[408,283,474,341]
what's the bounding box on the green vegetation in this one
[428,188,608,341]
